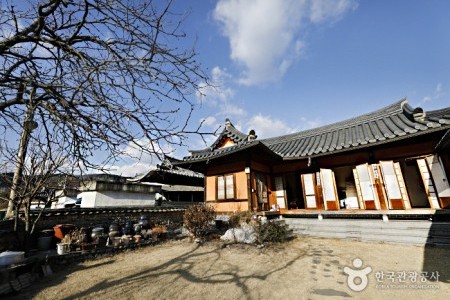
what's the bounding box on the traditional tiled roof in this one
[183,140,281,163]
[264,100,450,158]
[179,100,450,164]
[190,119,250,156]
[128,158,204,182]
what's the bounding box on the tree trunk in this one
[5,104,36,220]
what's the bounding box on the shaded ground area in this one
[6,237,449,299]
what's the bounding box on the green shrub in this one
[256,221,290,244]
[183,204,216,238]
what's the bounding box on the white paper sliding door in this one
[274,176,286,209]
[426,155,450,200]
[354,164,380,210]
[301,173,319,209]
[417,155,450,208]
[320,169,339,210]
[379,161,411,209]
[417,157,441,208]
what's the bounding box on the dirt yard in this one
[7,237,449,300]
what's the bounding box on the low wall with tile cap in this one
[29,207,186,231]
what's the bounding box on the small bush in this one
[183,204,216,238]
[256,221,290,244]
[228,211,253,228]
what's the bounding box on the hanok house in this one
[175,100,450,214]
[77,174,162,208]
[128,159,204,203]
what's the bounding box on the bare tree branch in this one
[1,0,213,221]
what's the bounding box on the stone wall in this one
[31,207,185,231]
[0,207,186,253]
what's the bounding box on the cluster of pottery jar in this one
[138,215,149,228]
[106,215,150,247]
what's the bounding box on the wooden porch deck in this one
[259,208,450,221]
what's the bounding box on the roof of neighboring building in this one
[129,159,204,183]
[178,100,450,165]
[161,185,204,192]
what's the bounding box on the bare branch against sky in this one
[0,0,211,218]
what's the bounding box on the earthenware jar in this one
[91,227,105,243]
[53,224,74,240]
[133,223,142,235]
[121,235,132,245]
[122,223,133,235]
[112,237,121,247]
[96,235,107,247]
[109,223,120,233]
[37,236,52,251]
[139,215,149,228]
[134,235,142,243]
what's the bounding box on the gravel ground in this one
[6,237,449,300]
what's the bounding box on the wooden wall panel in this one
[235,171,249,200]
[250,161,271,173]
[206,161,246,176]
[205,176,216,201]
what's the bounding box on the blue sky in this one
[178,0,449,141]
[118,0,450,175]
[4,1,450,176]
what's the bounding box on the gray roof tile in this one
[179,100,450,164]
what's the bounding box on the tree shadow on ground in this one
[5,259,116,299]
[57,243,303,300]
[423,211,450,284]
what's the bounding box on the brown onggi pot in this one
[53,224,74,240]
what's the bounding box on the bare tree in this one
[0,139,71,234]
[0,0,210,219]
[0,128,75,252]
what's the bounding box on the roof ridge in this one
[262,99,408,145]
[208,119,248,150]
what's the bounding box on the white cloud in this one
[214,0,357,86]
[108,162,156,178]
[422,82,445,103]
[309,0,358,23]
[218,103,246,117]
[422,96,432,103]
[245,114,322,139]
[197,66,247,118]
[435,83,443,98]
[201,116,217,127]
[197,66,234,106]
[299,116,322,129]
[106,138,177,177]
[246,114,297,139]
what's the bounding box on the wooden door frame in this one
[319,168,340,210]
[354,163,382,210]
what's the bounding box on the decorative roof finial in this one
[248,129,257,141]
[225,118,231,129]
